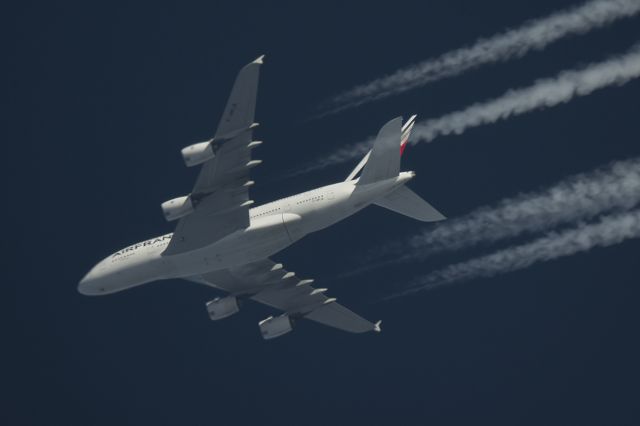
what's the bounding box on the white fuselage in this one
[78,172,414,295]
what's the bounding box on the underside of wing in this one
[302,302,378,333]
[163,56,264,255]
[186,258,381,339]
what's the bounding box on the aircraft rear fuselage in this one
[78,172,414,295]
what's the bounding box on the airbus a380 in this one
[79,56,445,340]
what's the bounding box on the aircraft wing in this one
[187,258,381,335]
[164,56,264,255]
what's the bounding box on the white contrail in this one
[289,43,640,176]
[277,138,374,179]
[388,209,640,299]
[339,157,640,280]
[319,0,640,116]
[400,157,640,259]
[412,43,640,143]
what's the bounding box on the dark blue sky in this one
[6,1,640,425]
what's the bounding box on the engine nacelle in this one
[161,195,194,221]
[206,296,240,320]
[258,315,293,340]
[181,141,215,167]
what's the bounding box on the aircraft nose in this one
[78,267,105,296]
[78,271,94,295]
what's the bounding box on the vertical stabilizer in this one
[346,115,415,182]
[357,117,402,185]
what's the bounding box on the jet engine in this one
[206,296,240,320]
[161,195,194,221]
[258,314,293,340]
[181,141,215,167]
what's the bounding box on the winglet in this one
[253,55,265,65]
[374,320,382,333]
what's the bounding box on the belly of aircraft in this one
[168,212,306,277]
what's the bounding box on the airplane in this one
[78,55,445,340]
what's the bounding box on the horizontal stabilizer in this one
[375,185,445,222]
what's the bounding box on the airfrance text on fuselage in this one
[112,234,173,256]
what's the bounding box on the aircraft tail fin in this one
[357,117,403,185]
[346,115,416,182]
[374,185,446,222]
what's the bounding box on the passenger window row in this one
[296,195,324,205]
[251,206,281,218]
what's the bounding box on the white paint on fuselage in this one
[78,172,414,295]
